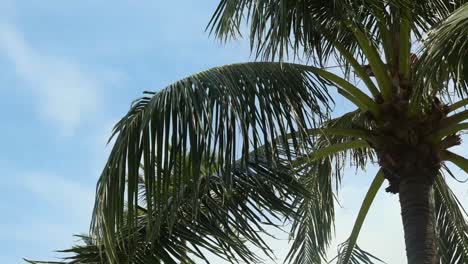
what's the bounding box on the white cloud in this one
[0,23,99,136]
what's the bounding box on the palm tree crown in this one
[28,1,468,264]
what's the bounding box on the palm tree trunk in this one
[399,179,436,264]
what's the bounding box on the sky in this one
[0,1,466,264]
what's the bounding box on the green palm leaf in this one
[27,147,307,264]
[208,0,395,63]
[433,174,468,264]
[413,2,468,103]
[333,241,384,264]
[90,61,334,262]
[286,158,335,264]
[335,171,384,264]
[409,1,466,35]
[286,110,376,264]
[28,1,468,263]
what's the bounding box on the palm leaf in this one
[413,2,468,104]
[286,158,335,264]
[286,110,376,264]
[442,151,468,174]
[339,171,385,264]
[409,1,466,36]
[91,61,334,262]
[433,174,468,264]
[28,147,307,264]
[331,240,384,264]
[312,109,376,180]
[208,0,397,64]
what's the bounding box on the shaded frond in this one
[29,147,307,264]
[312,109,377,182]
[413,2,468,103]
[442,151,468,175]
[208,0,396,64]
[330,240,384,264]
[433,175,468,264]
[91,61,333,262]
[25,235,111,264]
[286,110,376,264]
[410,1,467,37]
[286,158,335,264]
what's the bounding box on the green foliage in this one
[338,171,385,264]
[27,147,307,263]
[286,158,335,264]
[413,3,468,105]
[433,175,468,264]
[333,241,384,264]
[286,111,376,264]
[209,0,398,63]
[90,62,334,262]
[29,0,468,263]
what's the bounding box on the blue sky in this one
[0,1,466,263]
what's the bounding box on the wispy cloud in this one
[0,23,99,136]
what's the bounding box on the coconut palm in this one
[28,1,468,264]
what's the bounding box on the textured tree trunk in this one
[399,179,437,264]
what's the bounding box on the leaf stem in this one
[341,170,385,264]
[350,26,393,101]
[441,151,468,174]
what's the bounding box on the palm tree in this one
[28,1,468,263]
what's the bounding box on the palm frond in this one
[312,110,377,180]
[208,0,398,64]
[29,146,307,264]
[286,158,335,264]
[91,61,333,262]
[339,171,385,264]
[441,151,468,175]
[433,174,468,264]
[410,1,466,37]
[285,110,376,264]
[330,240,384,264]
[413,2,468,104]
[25,235,107,264]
